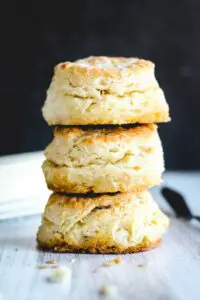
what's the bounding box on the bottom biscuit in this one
[38,238,161,254]
[37,191,169,254]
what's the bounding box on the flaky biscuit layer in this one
[43,125,164,193]
[37,191,169,253]
[42,56,170,125]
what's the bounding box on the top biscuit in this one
[42,56,170,125]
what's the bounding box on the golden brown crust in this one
[45,110,170,126]
[46,182,150,194]
[53,124,157,142]
[55,56,155,80]
[45,191,146,208]
[38,238,161,254]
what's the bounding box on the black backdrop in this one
[0,0,200,169]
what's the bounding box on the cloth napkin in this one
[0,152,49,220]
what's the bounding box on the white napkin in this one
[0,152,49,220]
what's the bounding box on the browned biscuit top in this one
[55,56,154,79]
[53,124,157,144]
[47,191,146,211]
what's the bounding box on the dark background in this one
[0,0,199,169]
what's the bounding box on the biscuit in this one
[37,191,169,253]
[42,125,164,193]
[42,56,170,125]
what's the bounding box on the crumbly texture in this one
[43,125,164,193]
[42,56,170,125]
[37,191,169,254]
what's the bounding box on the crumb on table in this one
[48,266,71,283]
[37,265,48,270]
[137,264,146,268]
[103,256,122,267]
[46,259,57,264]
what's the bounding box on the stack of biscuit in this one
[37,56,170,254]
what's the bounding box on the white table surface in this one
[0,152,200,300]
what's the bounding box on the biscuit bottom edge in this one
[37,238,161,254]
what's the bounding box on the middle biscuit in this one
[43,124,164,193]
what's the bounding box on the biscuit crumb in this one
[137,264,146,268]
[48,266,71,283]
[46,259,57,264]
[103,256,122,267]
[37,265,48,270]
[99,285,118,296]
